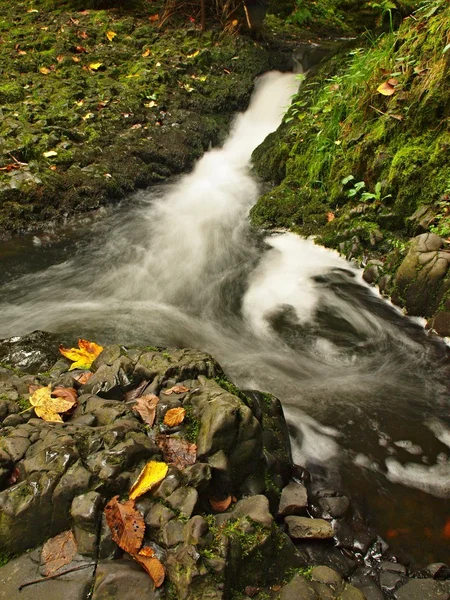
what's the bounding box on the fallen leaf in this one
[163,407,186,427]
[52,387,78,404]
[104,496,145,553]
[187,50,199,58]
[17,50,27,56]
[142,48,151,57]
[75,45,87,53]
[125,380,150,403]
[43,150,58,158]
[149,14,159,21]
[79,31,89,39]
[133,393,159,427]
[388,77,398,86]
[164,385,189,395]
[209,495,233,512]
[59,339,104,371]
[327,211,335,222]
[27,8,38,12]
[72,56,81,63]
[106,30,117,41]
[41,531,78,577]
[377,81,395,96]
[39,67,51,75]
[89,62,103,71]
[74,371,93,385]
[129,461,168,500]
[133,552,165,587]
[29,384,76,422]
[144,101,157,108]
[389,113,404,121]
[79,9,90,15]
[70,17,80,25]
[139,546,155,557]
[156,435,197,469]
[49,165,57,171]
[56,54,64,63]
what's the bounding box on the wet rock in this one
[278,481,308,516]
[311,565,343,592]
[0,331,62,373]
[183,462,211,492]
[134,348,217,383]
[166,486,198,518]
[144,502,176,529]
[91,345,122,370]
[285,516,334,540]
[83,395,132,425]
[162,519,185,547]
[81,356,135,399]
[380,570,404,593]
[92,559,159,600]
[424,563,450,580]
[233,495,273,528]
[2,413,24,426]
[395,578,450,600]
[184,516,209,545]
[280,574,319,600]
[0,435,30,462]
[340,584,367,600]
[318,495,350,519]
[71,491,102,532]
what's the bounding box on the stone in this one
[0,331,61,374]
[318,495,350,519]
[311,565,343,591]
[81,356,135,399]
[73,526,98,557]
[84,396,132,425]
[71,491,103,532]
[166,486,198,518]
[183,462,212,491]
[162,519,185,547]
[285,516,334,540]
[233,495,273,528]
[92,559,159,600]
[278,482,308,516]
[0,435,30,462]
[425,563,450,580]
[145,502,176,529]
[280,575,319,600]
[380,570,404,592]
[395,578,450,600]
[341,584,367,600]
[184,516,209,545]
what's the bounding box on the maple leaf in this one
[41,531,77,577]
[164,385,189,395]
[163,407,186,427]
[132,394,159,427]
[29,384,76,422]
[59,339,103,371]
[156,435,197,469]
[129,461,168,500]
[134,550,165,588]
[104,496,145,554]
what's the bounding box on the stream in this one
[0,71,449,567]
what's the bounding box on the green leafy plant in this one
[342,176,392,202]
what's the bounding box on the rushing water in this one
[1,72,450,566]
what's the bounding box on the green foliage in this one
[0,552,12,568]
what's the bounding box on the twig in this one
[19,563,97,591]
[8,153,28,166]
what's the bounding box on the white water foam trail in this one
[0,72,450,512]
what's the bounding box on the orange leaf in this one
[59,338,103,370]
[142,48,151,58]
[139,546,155,557]
[104,496,145,554]
[74,371,93,385]
[72,56,81,63]
[377,81,395,96]
[156,435,196,469]
[163,407,186,427]
[52,387,78,405]
[133,551,165,587]
[327,211,335,222]
[149,14,159,21]
[41,531,78,577]
[164,385,189,395]
[209,495,233,512]
[133,393,159,427]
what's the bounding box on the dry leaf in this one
[125,380,150,402]
[133,394,159,427]
[156,435,197,469]
[79,31,89,39]
[72,56,81,63]
[187,50,200,59]
[163,407,186,427]
[56,54,64,63]
[389,113,404,121]
[75,45,87,53]
[40,67,51,75]
[104,496,145,554]
[139,546,155,557]
[29,384,76,422]
[74,371,93,385]
[142,48,151,57]
[6,467,20,486]
[388,77,398,86]
[129,461,168,500]
[59,338,103,371]
[149,14,159,21]
[377,81,395,96]
[41,531,77,577]
[18,50,27,56]
[106,30,117,41]
[164,385,189,395]
[133,552,165,588]
[52,387,78,404]
[43,150,58,158]
[89,62,103,71]
[327,211,335,222]
[209,495,233,512]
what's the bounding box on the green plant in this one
[342,176,392,202]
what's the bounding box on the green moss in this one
[0,551,12,568]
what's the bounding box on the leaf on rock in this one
[74,371,93,385]
[52,387,78,404]
[29,384,76,422]
[139,546,155,557]
[163,407,186,427]
[133,551,165,588]
[164,385,189,395]
[41,530,78,577]
[133,393,159,427]
[156,435,197,469]
[209,495,233,512]
[59,338,103,371]
[104,496,145,553]
[377,81,395,96]
[106,30,117,41]
[125,379,150,402]
[129,461,168,500]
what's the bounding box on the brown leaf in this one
[164,385,189,395]
[377,81,395,96]
[125,379,150,403]
[41,530,78,577]
[389,113,404,121]
[326,211,335,222]
[133,394,159,427]
[139,546,155,557]
[52,387,78,404]
[79,31,89,39]
[133,552,165,588]
[6,467,20,486]
[163,407,186,427]
[74,371,93,385]
[104,496,145,554]
[156,435,197,469]
[75,45,87,53]
[209,495,233,512]
[388,78,398,86]
[149,14,159,21]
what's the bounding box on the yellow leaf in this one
[377,81,395,96]
[106,31,117,41]
[89,62,103,71]
[59,338,104,371]
[82,112,95,120]
[163,407,186,427]
[29,385,76,422]
[40,67,51,75]
[187,50,199,59]
[43,150,58,158]
[129,461,168,500]
[142,48,151,58]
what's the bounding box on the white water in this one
[1,72,450,562]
